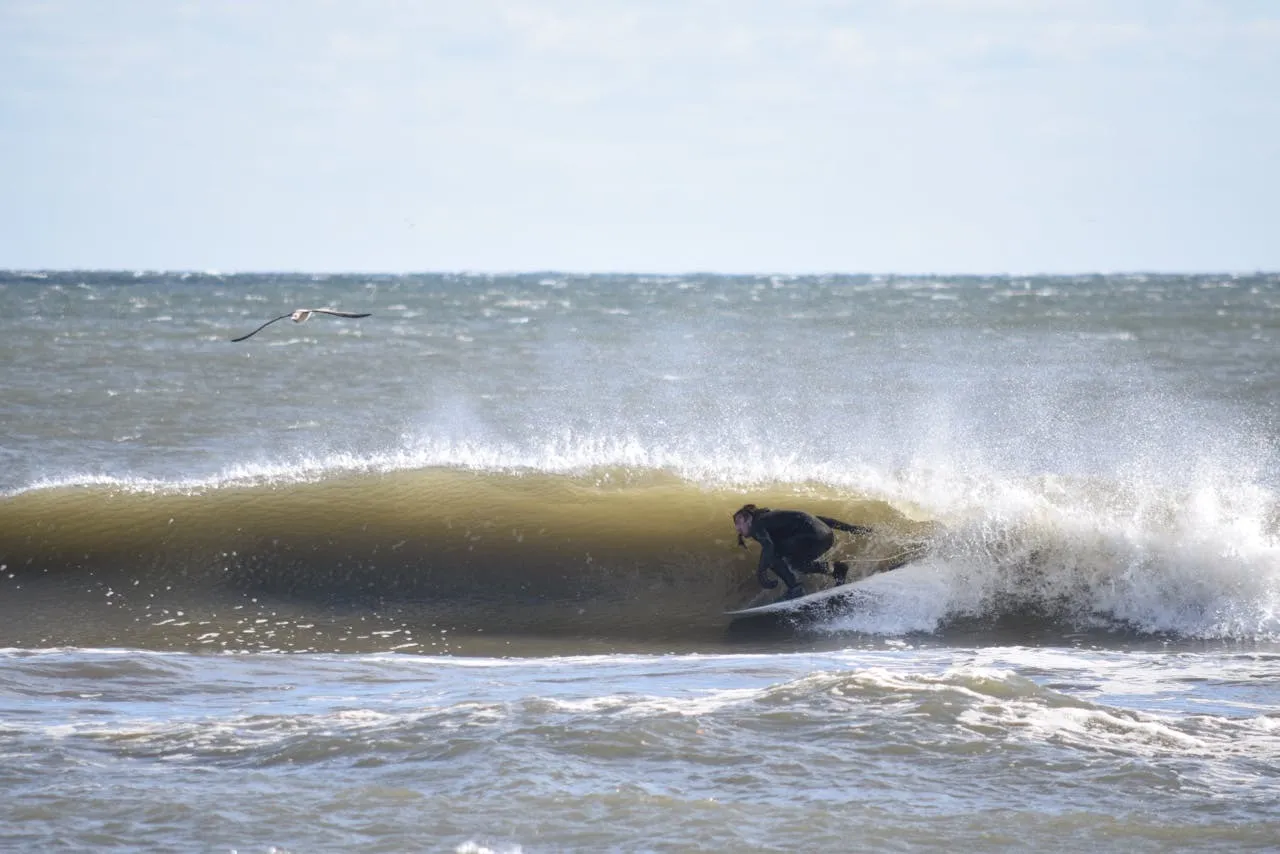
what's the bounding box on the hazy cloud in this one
[1,0,1277,272]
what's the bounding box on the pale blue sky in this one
[2,0,1277,273]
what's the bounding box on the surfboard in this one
[724,575,884,619]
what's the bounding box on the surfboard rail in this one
[724,575,883,619]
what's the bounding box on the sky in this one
[2,0,1278,274]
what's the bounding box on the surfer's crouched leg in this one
[832,561,849,585]
[783,584,807,600]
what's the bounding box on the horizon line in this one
[4,267,1278,279]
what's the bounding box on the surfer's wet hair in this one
[732,504,768,547]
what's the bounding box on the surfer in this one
[732,504,873,600]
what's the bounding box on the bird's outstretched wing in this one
[311,309,373,319]
[231,309,372,341]
[231,313,292,342]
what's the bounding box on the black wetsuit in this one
[744,510,872,597]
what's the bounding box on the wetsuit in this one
[744,509,872,598]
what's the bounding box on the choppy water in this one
[1,270,1278,851]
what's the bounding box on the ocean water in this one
[1,270,1277,852]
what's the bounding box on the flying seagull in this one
[231,308,372,342]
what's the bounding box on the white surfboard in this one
[725,574,885,619]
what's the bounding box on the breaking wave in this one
[2,453,1277,644]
